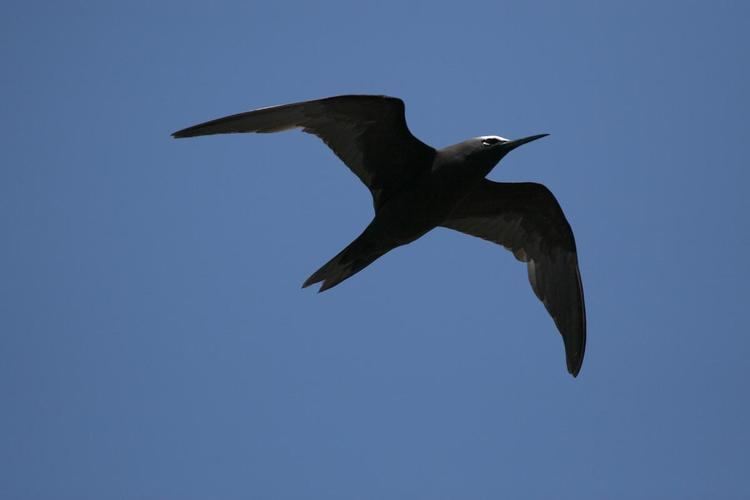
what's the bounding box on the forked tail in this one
[302,229,390,292]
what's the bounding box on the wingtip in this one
[567,356,583,378]
[172,123,207,138]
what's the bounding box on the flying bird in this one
[172,95,586,376]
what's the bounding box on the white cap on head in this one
[480,135,509,143]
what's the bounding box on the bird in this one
[172,95,586,377]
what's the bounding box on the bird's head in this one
[472,134,549,166]
[439,133,550,181]
[450,134,549,179]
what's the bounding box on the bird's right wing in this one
[441,180,586,376]
[172,95,435,208]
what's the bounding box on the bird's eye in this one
[482,137,501,146]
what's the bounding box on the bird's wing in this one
[172,95,435,208]
[441,180,586,376]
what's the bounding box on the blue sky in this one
[2,1,749,499]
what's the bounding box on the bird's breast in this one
[372,174,473,246]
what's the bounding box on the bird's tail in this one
[302,228,390,292]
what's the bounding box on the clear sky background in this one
[2,1,748,499]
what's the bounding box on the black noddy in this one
[173,95,586,377]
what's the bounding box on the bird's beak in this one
[503,133,549,152]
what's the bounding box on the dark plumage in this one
[173,95,586,377]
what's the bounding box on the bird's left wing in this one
[172,95,435,208]
[441,180,586,376]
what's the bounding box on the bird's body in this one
[173,95,586,376]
